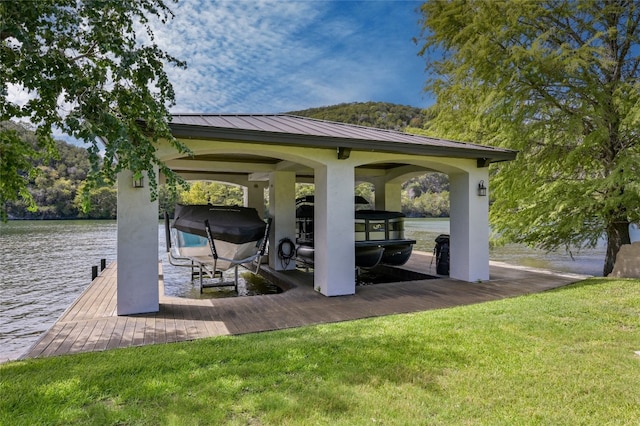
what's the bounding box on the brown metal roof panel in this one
[319,122,380,140]
[271,115,340,137]
[289,116,385,140]
[248,115,306,134]
[172,114,262,131]
[172,114,208,126]
[216,115,273,131]
[230,115,275,132]
[167,114,517,161]
[197,115,234,128]
[173,114,408,142]
[209,115,245,128]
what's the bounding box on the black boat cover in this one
[173,204,266,244]
[355,210,405,220]
[295,196,376,219]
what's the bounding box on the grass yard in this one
[1,278,639,425]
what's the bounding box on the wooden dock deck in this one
[21,252,587,360]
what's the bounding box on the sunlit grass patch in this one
[1,278,638,425]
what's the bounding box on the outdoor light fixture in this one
[337,146,351,160]
[477,180,487,196]
[132,176,144,188]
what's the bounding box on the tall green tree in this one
[1,0,189,220]
[417,0,640,275]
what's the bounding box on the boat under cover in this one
[295,197,416,269]
[173,204,267,244]
[167,205,270,292]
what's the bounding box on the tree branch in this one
[69,41,98,62]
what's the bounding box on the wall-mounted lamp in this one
[132,176,144,188]
[477,180,487,196]
[337,146,351,160]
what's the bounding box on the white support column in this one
[372,177,386,210]
[449,169,490,282]
[315,162,355,296]
[383,182,402,212]
[244,181,267,218]
[268,171,297,271]
[116,169,159,315]
[371,178,401,212]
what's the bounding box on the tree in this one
[417,0,640,275]
[177,181,244,206]
[289,102,427,131]
[74,183,117,219]
[0,121,40,217]
[1,0,189,220]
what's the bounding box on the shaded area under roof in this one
[168,114,517,163]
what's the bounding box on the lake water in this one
[1,219,637,362]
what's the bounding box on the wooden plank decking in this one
[21,252,587,360]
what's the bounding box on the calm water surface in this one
[0,220,117,362]
[1,218,637,362]
[404,218,623,277]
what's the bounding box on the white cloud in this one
[5,83,34,110]
[148,0,429,113]
[7,0,429,134]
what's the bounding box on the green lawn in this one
[1,278,639,425]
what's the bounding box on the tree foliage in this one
[74,185,117,219]
[0,121,40,217]
[1,0,189,220]
[289,102,430,131]
[178,181,245,207]
[402,190,450,218]
[1,123,117,219]
[417,0,640,275]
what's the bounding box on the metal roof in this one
[169,114,517,163]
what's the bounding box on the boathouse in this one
[115,114,516,315]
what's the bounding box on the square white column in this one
[244,181,267,218]
[116,170,159,315]
[372,179,401,212]
[449,169,490,282]
[268,171,297,271]
[314,163,355,296]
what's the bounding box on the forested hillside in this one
[2,123,117,220]
[5,102,449,219]
[289,101,429,131]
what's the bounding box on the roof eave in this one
[168,123,518,163]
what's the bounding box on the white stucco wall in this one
[268,171,297,271]
[116,170,159,315]
[245,181,267,217]
[449,169,490,282]
[314,162,356,296]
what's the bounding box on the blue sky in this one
[152,0,432,113]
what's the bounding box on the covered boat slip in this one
[166,204,271,292]
[115,114,517,315]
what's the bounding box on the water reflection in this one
[162,268,281,299]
